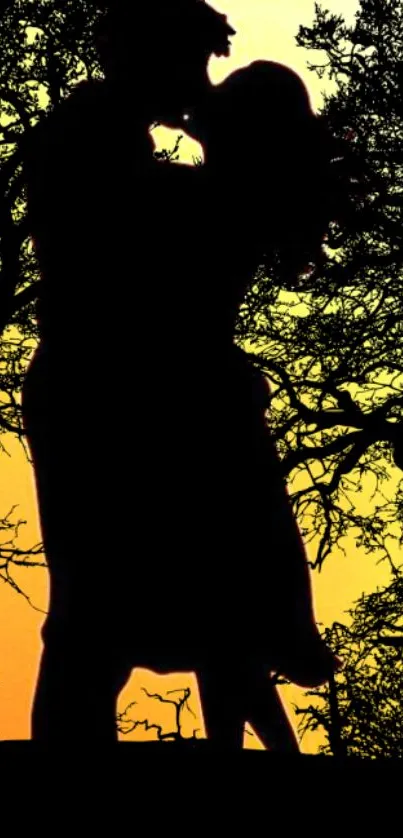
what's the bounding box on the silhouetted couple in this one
[22,0,339,747]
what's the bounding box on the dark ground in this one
[0,742,399,827]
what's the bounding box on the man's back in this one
[25,81,156,354]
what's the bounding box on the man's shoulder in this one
[33,80,107,135]
[48,80,107,131]
[62,79,109,111]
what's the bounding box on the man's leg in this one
[23,352,132,742]
[198,664,245,749]
[32,615,132,742]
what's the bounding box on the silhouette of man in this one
[23,0,339,746]
[23,0,240,744]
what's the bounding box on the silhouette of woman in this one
[167,58,346,747]
[22,0,341,746]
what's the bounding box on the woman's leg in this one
[244,670,299,752]
[253,428,338,687]
[198,662,299,752]
[223,358,338,689]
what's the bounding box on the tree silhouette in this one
[1,0,403,741]
[235,0,403,569]
[296,570,403,758]
[0,505,45,609]
[117,685,260,746]
[117,687,200,742]
[0,1,110,605]
[0,0,403,747]
[1,0,403,587]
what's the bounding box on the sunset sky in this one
[0,0,394,749]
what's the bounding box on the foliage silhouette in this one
[117,687,200,742]
[1,0,402,746]
[232,0,403,571]
[297,570,403,758]
[0,505,45,609]
[0,0,399,575]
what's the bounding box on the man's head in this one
[95,1,236,123]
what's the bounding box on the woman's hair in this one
[95,1,236,67]
[201,61,353,287]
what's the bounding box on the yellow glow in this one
[3,1,393,751]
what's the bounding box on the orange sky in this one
[0,0,394,749]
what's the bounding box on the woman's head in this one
[197,61,347,286]
[200,61,315,164]
[95,1,236,123]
